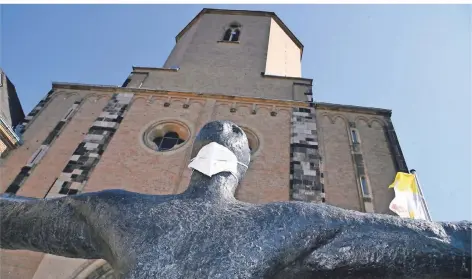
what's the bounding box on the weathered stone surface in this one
[290,106,325,203]
[46,93,133,197]
[1,121,471,279]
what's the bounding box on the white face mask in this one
[188,142,248,182]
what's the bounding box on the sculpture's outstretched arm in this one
[278,204,471,279]
[0,192,106,259]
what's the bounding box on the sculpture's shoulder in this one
[249,201,323,227]
[254,200,361,230]
[80,189,177,206]
[258,200,340,218]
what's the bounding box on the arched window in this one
[231,28,240,41]
[222,22,241,42]
[223,28,232,41]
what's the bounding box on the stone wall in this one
[18,90,55,130]
[1,91,85,191]
[290,106,325,203]
[315,108,399,214]
[5,100,83,194]
[45,93,133,198]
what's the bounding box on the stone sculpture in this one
[1,120,471,279]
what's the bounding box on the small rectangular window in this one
[351,129,359,143]
[360,176,370,197]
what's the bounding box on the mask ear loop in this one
[237,162,248,169]
[231,162,249,183]
[188,156,196,176]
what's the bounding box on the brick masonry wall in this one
[82,96,205,196]
[356,118,398,214]
[348,121,374,213]
[138,69,312,101]
[45,93,134,198]
[1,92,85,192]
[316,109,398,214]
[17,89,55,131]
[5,100,83,194]
[82,94,292,205]
[17,96,110,199]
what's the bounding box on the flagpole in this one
[409,169,432,221]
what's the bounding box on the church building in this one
[0,68,25,158]
[0,8,409,279]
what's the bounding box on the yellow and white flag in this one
[388,172,427,220]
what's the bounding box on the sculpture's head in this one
[188,120,251,191]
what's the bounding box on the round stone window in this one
[240,127,259,155]
[143,121,190,152]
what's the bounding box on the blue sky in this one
[1,4,470,221]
